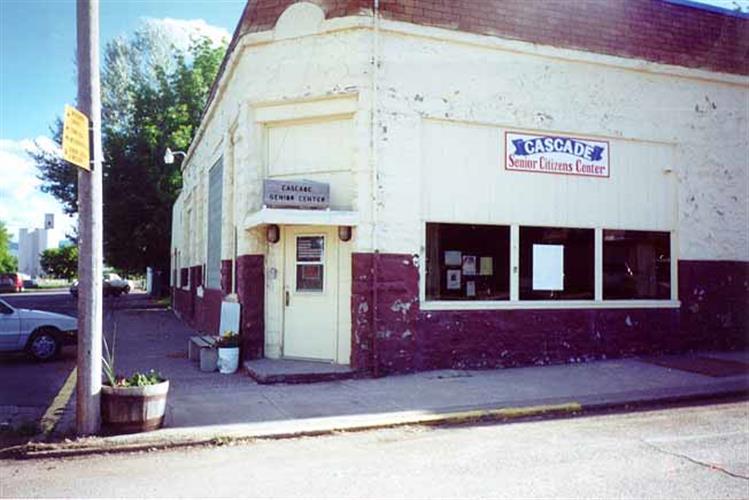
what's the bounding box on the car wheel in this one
[27,328,61,362]
[124,285,130,294]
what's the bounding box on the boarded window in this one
[206,158,223,290]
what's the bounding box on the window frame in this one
[419,221,679,310]
[294,233,327,294]
[424,222,511,302]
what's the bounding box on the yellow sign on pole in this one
[62,104,90,170]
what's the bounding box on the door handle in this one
[285,290,290,307]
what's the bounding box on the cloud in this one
[142,17,231,51]
[0,137,76,244]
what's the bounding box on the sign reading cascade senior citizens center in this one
[263,179,330,209]
[505,131,610,178]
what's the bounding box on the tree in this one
[33,23,226,274]
[0,221,18,273]
[40,246,78,280]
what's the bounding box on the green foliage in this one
[30,119,78,216]
[33,24,227,275]
[0,221,17,273]
[39,246,78,280]
[117,370,165,388]
[103,323,165,387]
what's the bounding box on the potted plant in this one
[100,335,169,434]
[216,331,240,374]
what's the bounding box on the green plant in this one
[118,369,165,387]
[102,330,117,387]
[216,332,240,348]
[102,323,165,387]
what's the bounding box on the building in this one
[171,0,748,376]
[18,227,50,278]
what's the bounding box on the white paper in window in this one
[532,244,564,291]
[462,255,476,276]
[446,269,461,290]
[445,251,462,266]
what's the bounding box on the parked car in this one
[0,273,24,293]
[104,273,133,294]
[69,273,133,298]
[22,277,40,289]
[0,298,77,361]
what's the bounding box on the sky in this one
[0,0,746,246]
[0,0,244,244]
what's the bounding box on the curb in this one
[1,402,582,460]
[2,389,746,460]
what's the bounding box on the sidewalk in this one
[10,309,749,458]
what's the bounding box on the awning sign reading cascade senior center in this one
[505,131,610,178]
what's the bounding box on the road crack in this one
[641,439,749,481]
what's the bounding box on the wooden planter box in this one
[101,380,170,434]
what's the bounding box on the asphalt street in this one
[2,401,747,498]
[0,290,152,442]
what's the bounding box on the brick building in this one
[171,0,749,376]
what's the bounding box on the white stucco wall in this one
[172,5,748,284]
[174,12,373,270]
[373,22,748,261]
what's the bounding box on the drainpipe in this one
[370,0,381,377]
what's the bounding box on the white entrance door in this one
[283,226,338,361]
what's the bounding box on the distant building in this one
[18,228,51,278]
[9,241,18,259]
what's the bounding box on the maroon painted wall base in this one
[352,253,749,376]
[174,253,747,377]
[236,254,264,361]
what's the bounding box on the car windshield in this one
[0,299,13,314]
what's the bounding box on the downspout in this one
[370,0,381,377]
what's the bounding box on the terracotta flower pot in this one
[101,380,169,434]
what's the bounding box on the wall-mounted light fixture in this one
[266,224,280,244]
[338,225,352,242]
[164,147,187,164]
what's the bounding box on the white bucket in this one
[217,347,239,374]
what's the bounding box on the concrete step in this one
[244,358,355,384]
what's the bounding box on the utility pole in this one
[76,0,103,436]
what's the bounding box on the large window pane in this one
[426,223,510,301]
[603,230,670,300]
[520,226,594,300]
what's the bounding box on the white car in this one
[0,298,77,361]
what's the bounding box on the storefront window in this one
[296,236,324,291]
[520,226,594,300]
[603,230,670,300]
[426,223,510,301]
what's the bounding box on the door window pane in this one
[603,230,670,300]
[520,226,594,300]
[296,236,324,291]
[426,223,510,301]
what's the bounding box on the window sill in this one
[420,300,681,311]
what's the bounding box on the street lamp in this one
[164,147,187,164]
